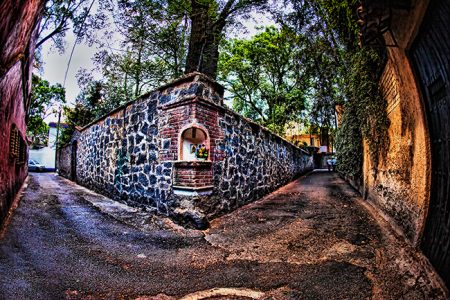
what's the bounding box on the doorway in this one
[410,0,450,287]
[71,141,77,182]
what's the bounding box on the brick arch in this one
[178,122,211,161]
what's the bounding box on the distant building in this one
[288,134,321,148]
[287,133,333,153]
[29,122,67,170]
[285,122,334,153]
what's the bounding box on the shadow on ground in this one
[0,171,447,299]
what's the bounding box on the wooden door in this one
[410,0,450,287]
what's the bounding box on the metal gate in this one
[410,0,450,287]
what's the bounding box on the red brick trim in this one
[159,96,225,112]
[178,122,211,161]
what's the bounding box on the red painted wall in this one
[0,0,45,225]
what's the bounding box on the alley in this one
[0,171,447,299]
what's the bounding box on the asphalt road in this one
[0,171,447,299]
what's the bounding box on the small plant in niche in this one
[196,144,209,160]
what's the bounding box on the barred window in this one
[9,124,27,164]
[9,125,19,159]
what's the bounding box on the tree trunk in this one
[200,30,221,78]
[185,0,223,79]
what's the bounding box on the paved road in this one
[0,171,447,299]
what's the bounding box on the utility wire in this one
[57,0,95,170]
[63,0,96,88]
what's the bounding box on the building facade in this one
[29,122,67,171]
[0,0,45,226]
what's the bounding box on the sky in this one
[39,7,275,122]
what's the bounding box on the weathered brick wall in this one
[0,0,45,226]
[362,1,431,244]
[61,73,313,228]
[174,162,213,188]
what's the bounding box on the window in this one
[9,125,19,159]
[9,124,27,164]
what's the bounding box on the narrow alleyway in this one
[0,171,447,299]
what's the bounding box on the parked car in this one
[28,159,45,172]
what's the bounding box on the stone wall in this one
[361,0,431,244]
[60,73,313,228]
[57,144,72,179]
[0,0,45,226]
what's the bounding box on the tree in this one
[36,0,96,51]
[185,0,268,78]
[27,74,65,147]
[219,27,311,134]
[281,0,389,177]
[74,0,190,107]
[58,80,102,146]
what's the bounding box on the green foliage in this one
[58,103,95,146]
[27,117,50,148]
[336,49,389,177]
[282,0,389,178]
[308,0,388,178]
[57,0,191,145]
[58,81,103,146]
[335,100,362,177]
[218,27,310,135]
[27,74,65,147]
[75,0,189,111]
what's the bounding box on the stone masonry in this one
[58,73,313,228]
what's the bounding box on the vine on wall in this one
[336,49,390,180]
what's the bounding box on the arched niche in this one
[179,126,210,161]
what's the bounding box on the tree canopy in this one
[37,0,97,52]
[27,74,66,147]
[219,26,311,134]
[185,0,268,78]
[40,0,389,180]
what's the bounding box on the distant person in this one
[327,157,337,172]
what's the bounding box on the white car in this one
[28,159,45,172]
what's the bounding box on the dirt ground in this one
[0,171,447,299]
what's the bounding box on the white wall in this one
[29,147,55,169]
[29,126,58,169]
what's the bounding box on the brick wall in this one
[173,162,213,188]
[361,1,431,244]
